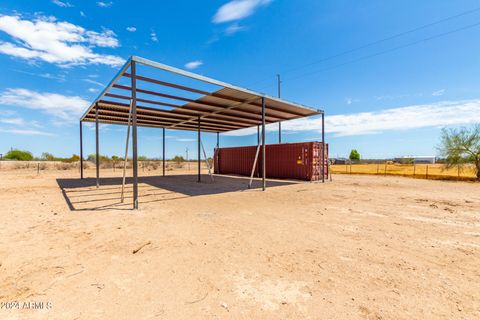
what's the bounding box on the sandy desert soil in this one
[0,167,479,319]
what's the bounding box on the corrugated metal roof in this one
[81,56,322,132]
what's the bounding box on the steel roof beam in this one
[95,100,269,125]
[122,73,315,117]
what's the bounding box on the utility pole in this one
[277,74,282,143]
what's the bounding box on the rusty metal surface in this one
[214,142,329,181]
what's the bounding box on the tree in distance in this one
[349,149,361,161]
[438,125,480,180]
[172,155,185,164]
[4,149,33,161]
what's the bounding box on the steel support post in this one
[262,97,266,191]
[321,112,325,183]
[120,100,133,203]
[95,103,100,188]
[80,121,83,179]
[216,132,219,149]
[279,122,282,143]
[197,116,201,182]
[162,127,165,176]
[257,125,260,145]
[131,61,139,209]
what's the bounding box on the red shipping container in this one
[214,142,328,181]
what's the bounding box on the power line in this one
[281,6,480,76]
[247,6,480,88]
[264,20,480,87]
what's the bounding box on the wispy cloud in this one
[150,30,158,42]
[213,0,272,23]
[126,26,136,32]
[82,78,104,86]
[184,60,203,70]
[176,138,197,142]
[12,69,66,82]
[0,128,54,136]
[225,23,246,35]
[87,88,99,93]
[0,117,27,126]
[0,88,89,123]
[0,14,124,67]
[225,100,480,137]
[52,0,73,8]
[96,1,113,8]
[432,89,445,96]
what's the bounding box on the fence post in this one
[345,163,348,174]
[350,161,352,174]
[413,162,416,177]
[37,162,40,175]
[426,165,429,179]
[376,162,379,175]
[384,161,387,177]
[458,165,460,179]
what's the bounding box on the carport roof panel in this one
[80,56,322,132]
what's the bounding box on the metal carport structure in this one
[79,56,324,209]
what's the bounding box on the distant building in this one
[331,158,349,164]
[394,156,436,164]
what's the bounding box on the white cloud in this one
[432,89,445,96]
[184,60,203,70]
[0,14,124,67]
[0,88,89,123]
[0,128,54,136]
[346,98,352,105]
[13,69,66,82]
[0,115,45,135]
[96,1,113,7]
[225,23,245,35]
[80,11,86,17]
[126,26,136,32]
[0,117,26,126]
[224,100,480,137]
[88,88,99,93]
[83,78,104,86]
[150,30,158,42]
[213,0,272,23]
[52,0,73,8]
[176,138,197,142]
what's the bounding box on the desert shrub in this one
[57,163,75,170]
[148,161,159,170]
[62,154,80,163]
[172,155,184,163]
[5,149,33,161]
[41,152,55,161]
[14,162,30,169]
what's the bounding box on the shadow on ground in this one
[56,174,297,211]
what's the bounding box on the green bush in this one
[4,149,33,161]
[172,155,185,164]
[62,154,80,163]
[41,152,55,161]
[349,149,361,161]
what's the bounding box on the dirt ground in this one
[0,166,479,319]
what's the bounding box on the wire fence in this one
[330,162,478,181]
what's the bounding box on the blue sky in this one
[1,0,480,159]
